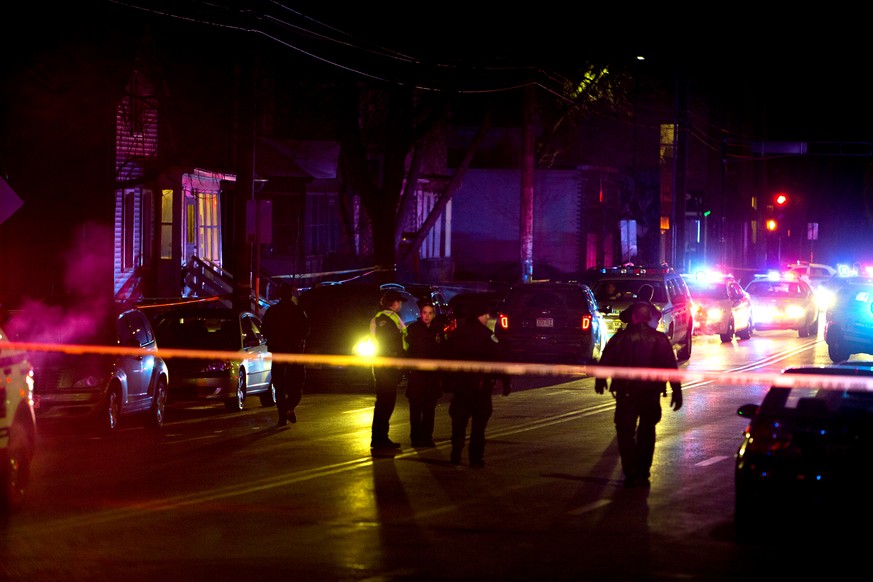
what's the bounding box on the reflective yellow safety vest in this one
[370,309,409,351]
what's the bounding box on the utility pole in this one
[233,41,257,311]
[520,83,535,282]
[672,64,688,270]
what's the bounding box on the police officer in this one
[595,301,682,487]
[262,287,310,426]
[369,289,408,450]
[619,283,661,329]
[444,299,510,468]
[405,299,446,447]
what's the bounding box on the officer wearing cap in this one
[369,288,409,451]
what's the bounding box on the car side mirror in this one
[737,403,758,418]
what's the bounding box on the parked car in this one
[587,265,694,361]
[151,305,275,411]
[494,281,606,364]
[684,271,753,342]
[297,282,419,390]
[744,274,819,337]
[6,299,168,433]
[449,290,505,320]
[734,363,873,540]
[824,278,873,362]
[0,323,36,513]
[783,261,836,292]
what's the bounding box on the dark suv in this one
[586,266,694,361]
[494,281,606,364]
[297,282,419,390]
[824,278,873,362]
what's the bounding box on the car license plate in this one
[536,318,553,328]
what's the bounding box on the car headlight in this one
[706,306,725,321]
[72,374,109,389]
[786,305,806,319]
[816,289,836,310]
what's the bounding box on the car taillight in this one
[746,422,793,453]
[581,314,591,330]
[499,314,509,329]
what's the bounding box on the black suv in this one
[297,282,419,390]
[824,278,873,362]
[586,266,694,361]
[494,281,606,364]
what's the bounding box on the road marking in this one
[567,499,612,515]
[695,455,730,467]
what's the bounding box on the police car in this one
[684,270,753,343]
[587,265,695,361]
[745,272,819,338]
[0,323,36,512]
[824,278,873,362]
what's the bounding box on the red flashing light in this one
[775,193,788,206]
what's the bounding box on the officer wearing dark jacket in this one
[595,301,682,487]
[405,299,446,447]
[262,289,311,426]
[618,283,661,328]
[369,289,408,450]
[444,299,510,468]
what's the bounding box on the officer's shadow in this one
[544,437,652,576]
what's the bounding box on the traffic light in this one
[765,218,778,231]
[775,192,788,206]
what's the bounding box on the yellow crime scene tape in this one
[5,340,873,392]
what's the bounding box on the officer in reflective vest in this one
[369,289,408,450]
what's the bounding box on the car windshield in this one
[688,284,728,300]
[762,386,873,416]
[505,289,578,310]
[746,281,805,298]
[593,280,667,304]
[155,314,241,351]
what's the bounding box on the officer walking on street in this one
[595,301,682,487]
[262,287,311,426]
[369,289,408,451]
[444,299,510,468]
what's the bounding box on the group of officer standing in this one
[261,282,682,483]
[369,289,511,467]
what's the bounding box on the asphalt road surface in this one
[2,330,867,581]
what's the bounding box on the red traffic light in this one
[775,193,788,206]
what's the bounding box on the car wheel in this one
[827,339,851,363]
[798,322,809,338]
[1,418,34,513]
[225,373,246,412]
[102,385,122,433]
[147,377,167,429]
[736,321,752,340]
[676,324,692,361]
[259,380,277,407]
[720,319,735,343]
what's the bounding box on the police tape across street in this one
[7,340,873,393]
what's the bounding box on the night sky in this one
[3,2,873,270]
